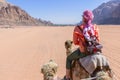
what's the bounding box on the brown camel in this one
[64,40,113,80]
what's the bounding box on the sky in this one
[7,0,110,24]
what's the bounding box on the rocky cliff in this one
[93,0,120,24]
[0,0,53,26]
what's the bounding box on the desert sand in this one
[0,25,120,80]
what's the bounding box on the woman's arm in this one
[73,27,79,45]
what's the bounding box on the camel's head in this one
[65,40,73,50]
[41,60,58,80]
[96,71,112,80]
[65,40,73,56]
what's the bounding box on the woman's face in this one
[82,16,87,23]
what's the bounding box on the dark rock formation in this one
[93,0,120,24]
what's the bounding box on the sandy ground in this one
[0,25,120,80]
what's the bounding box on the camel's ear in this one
[71,41,73,44]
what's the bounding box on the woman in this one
[64,10,100,80]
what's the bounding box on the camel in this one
[41,60,61,80]
[64,40,113,80]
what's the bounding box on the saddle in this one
[70,52,112,79]
[79,52,110,74]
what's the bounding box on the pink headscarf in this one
[83,10,94,26]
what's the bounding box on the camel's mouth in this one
[46,73,54,78]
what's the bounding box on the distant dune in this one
[0,25,120,80]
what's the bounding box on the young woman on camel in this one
[64,10,100,80]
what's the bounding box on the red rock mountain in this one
[0,0,53,26]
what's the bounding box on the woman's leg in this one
[65,48,86,79]
[66,48,86,69]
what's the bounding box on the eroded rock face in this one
[93,0,120,24]
[0,0,53,26]
[0,0,7,4]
